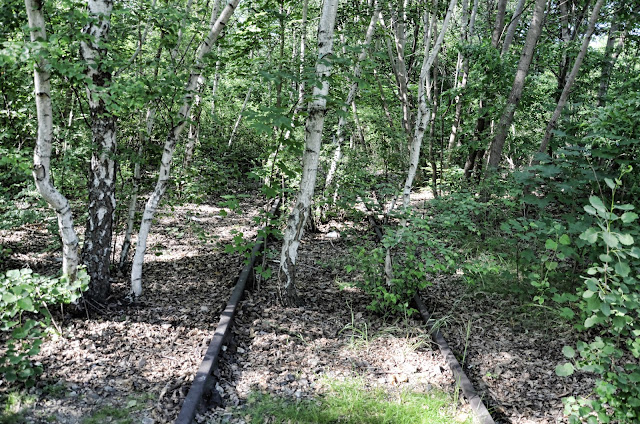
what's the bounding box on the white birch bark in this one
[323,5,379,195]
[536,0,605,158]
[402,0,456,209]
[24,0,80,280]
[131,0,242,297]
[447,0,474,156]
[184,75,205,165]
[278,0,340,305]
[81,0,117,301]
[296,0,309,108]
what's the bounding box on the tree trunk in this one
[536,0,605,158]
[491,0,508,48]
[485,0,547,170]
[402,0,456,209]
[131,0,242,297]
[278,0,339,306]
[447,0,476,158]
[500,0,526,56]
[597,19,625,107]
[228,86,253,147]
[80,0,117,301]
[25,0,80,280]
[323,7,379,196]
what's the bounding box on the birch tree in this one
[80,0,117,300]
[24,0,80,280]
[131,0,242,297]
[485,0,547,169]
[322,2,380,208]
[536,0,605,158]
[278,0,340,306]
[402,0,457,209]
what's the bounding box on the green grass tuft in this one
[239,377,471,424]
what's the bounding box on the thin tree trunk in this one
[501,0,526,56]
[491,0,508,48]
[402,0,456,209]
[323,6,379,196]
[131,0,242,297]
[119,143,143,269]
[80,0,117,301]
[278,0,339,306]
[485,0,547,169]
[25,0,80,280]
[536,0,605,158]
[296,0,309,108]
[228,86,253,147]
[597,19,625,107]
[184,75,205,165]
[447,0,474,158]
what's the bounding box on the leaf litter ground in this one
[1,194,592,423]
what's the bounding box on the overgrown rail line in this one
[176,202,492,423]
[368,215,495,424]
[175,199,281,424]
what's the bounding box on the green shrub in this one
[0,268,89,387]
[347,212,457,316]
[555,171,640,423]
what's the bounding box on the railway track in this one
[175,199,281,424]
[176,203,494,423]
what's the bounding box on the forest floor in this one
[0,193,593,424]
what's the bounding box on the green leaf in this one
[604,178,616,190]
[602,232,619,248]
[2,292,18,303]
[17,297,34,312]
[614,261,631,277]
[621,212,639,223]
[555,362,575,376]
[589,196,607,214]
[559,234,570,245]
[584,315,599,328]
[559,307,575,319]
[580,228,598,244]
[612,316,626,330]
[600,302,611,317]
[584,205,597,216]
[617,233,634,246]
[599,254,612,263]
[545,239,558,250]
[583,290,595,299]
[546,261,558,270]
[562,346,576,358]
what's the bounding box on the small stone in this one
[236,347,245,354]
[142,418,155,424]
[68,391,77,397]
[200,305,210,312]
[286,374,296,382]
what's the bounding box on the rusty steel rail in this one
[367,213,495,424]
[175,199,281,424]
[413,295,495,424]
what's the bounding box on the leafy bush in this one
[0,268,89,386]
[347,212,457,316]
[555,172,640,423]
